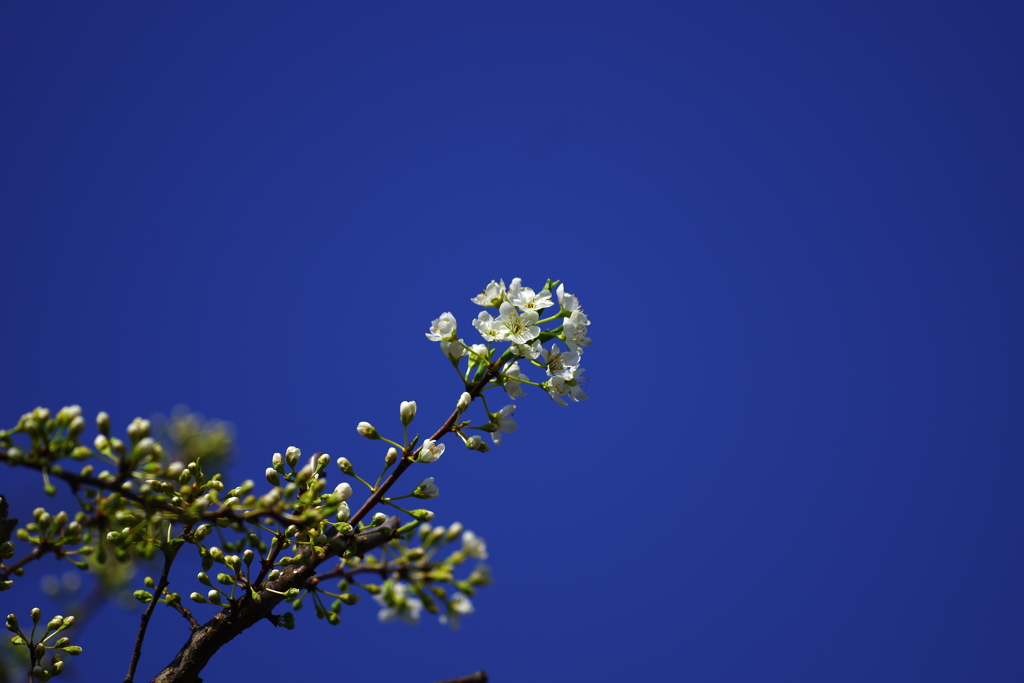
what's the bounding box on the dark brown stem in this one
[149,517,400,683]
[434,672,488,683]
[349,358,504,527]
[168,602,201,631]
[0,545,45,581]
[126,528,188,683]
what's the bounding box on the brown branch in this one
[168,601,201,631]
[126,528,189,683]
[349,357,505,527]
[0,545,46,581]
[149,516,401,683]
[434,672,488,683]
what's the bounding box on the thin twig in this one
[125,528,188,683]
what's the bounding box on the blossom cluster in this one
[424,278,592,449]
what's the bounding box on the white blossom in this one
[538,342,581,380]
[425,312,457,341]
[439,592,475,629]
[413,477,439,499]
[461,530,488,559]
[336,500,351,523]
[470,280,506,308]
[495,302,540,344]
[457,392,472,412]
[546,367,588,406]
[490,404,517,445]
[555,283,582,313]
[511,339,543,359]
[441,338,467,360]
[375,582,423,625]
[472,311,506,343]
[417,439,445,463]
[509,286,554,312]
[562,310,592,353]
[503,362,528,398]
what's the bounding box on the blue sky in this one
[1,3,1022,681]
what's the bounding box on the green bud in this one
[267,569,281,582]
[216,573,234,585]
[68,415,86,436]
[326,611,341,625]
[356,422,380,439]
[285,447,301,468]
[30,608,41,623]
[134,590,153,603]
[96,412,110,435]
[316,453,330,471]
[5,614,18,632]
[32,666,44,680]
[0,541,14,559]
[16,528,30,541]
[371,512,387,527]
[243,549,254,565]
[384,448,398,466]
[70,446,92,460]
[225,555,241,571]
[53,660,65,675]
[55,636,70,648]
[190,592,207,603]
[337,457,353,474]
[47,615,64,632]
[339,593,360,605]
[284,587,300,598]
[0,581,12,591]
[411,509,435,522]
[197,572,212,586]
[207,590,222,605]
[208,547,223,562]
[62,646,83,655]
[362,584,381,595]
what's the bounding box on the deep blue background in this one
[2,3,1022,681]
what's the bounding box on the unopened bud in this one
[94,434,109,451]
[96,411,111,434]
[336,501,351,523]
[332,482,353,502]
[446,522,464,542]
[265,468,280,486]
[207,590,222,604]
[68,415,86,435]
[317,453,331,471]
[465,435,483,450]
[457,392,472,412]
[285,446,301,468]
[356,422,380,439]
[337,457,353,474]
[385,448,398,466]
[371,512,387,527]
[400,401,417,426]
[411,509,435,522]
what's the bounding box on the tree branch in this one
[434,672,488,683]
[149,516,401,683]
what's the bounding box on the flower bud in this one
[332,482,353,501]
[208,547,223,562]
[457,392,472,412]
[446,522,464,542]
[94,434,109,451]
[207,590,222,604]
[411,509,435,522]
[336,457,353,474]
[55,636,70,648]
[32,666,44,679]
[465,435,483,450]
[30,608,41,623]
[47,615,64,632]
[371,512,387,527]
[243,549,254,566]
[317,453,331,471]
[400,401,417,426]
[265,468,280,486]
[285,446,301,468]
[68,415,86,436]
[5,614,18,633]
[53,660,65,675]
[336,501,351,523]
[96,411,111,434]
[356,422,380,439]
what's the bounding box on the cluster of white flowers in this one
[422,278,592,445]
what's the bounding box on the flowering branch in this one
[0,277,591,683]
